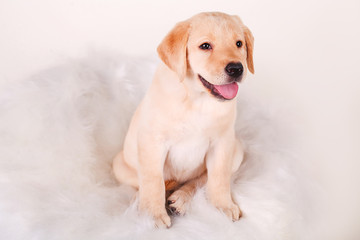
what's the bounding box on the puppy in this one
[113,12,254,228]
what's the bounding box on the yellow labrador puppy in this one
[113,12,254,227]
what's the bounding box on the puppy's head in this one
[157,12,254,101]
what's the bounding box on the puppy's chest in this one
[164,114,214,181]
[165,133,209,182]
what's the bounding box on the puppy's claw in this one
[219,203,242,221]
[169,207,176,213]
[154,213,171,228]
[167,200,175,205]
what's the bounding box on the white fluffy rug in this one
[0,53,317,240]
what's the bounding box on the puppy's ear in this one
[243,26,255,74]
[157,21,191,81]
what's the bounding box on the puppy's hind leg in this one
[167,172,207,216]
[113,151,139,189]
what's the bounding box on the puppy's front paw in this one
[154,211,171,228]
[215,202,242,221]
[139,202,171,228]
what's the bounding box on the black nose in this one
[225,62,243,78]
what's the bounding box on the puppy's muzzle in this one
[225,62,243,79]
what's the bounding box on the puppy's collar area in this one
[198,75,239,100]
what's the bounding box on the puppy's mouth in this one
[198,75,238,100]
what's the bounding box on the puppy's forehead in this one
[188,12,244,40]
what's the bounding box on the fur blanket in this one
[0,53,317,240]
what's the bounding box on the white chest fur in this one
[162,107,218,182]
[164,133,209,182]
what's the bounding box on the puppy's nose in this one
[225,62,243,78]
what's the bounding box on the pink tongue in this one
[213,82,239,99]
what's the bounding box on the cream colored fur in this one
[113,12,254,228]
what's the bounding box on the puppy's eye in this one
[199,43,212,50]
[236,41,243,48]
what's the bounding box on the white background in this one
[1,0,359,238]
